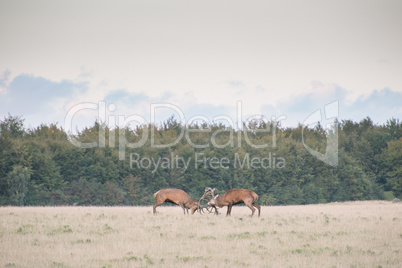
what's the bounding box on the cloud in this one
[84,84,402,130]
[4,74,87,111]
[0,73,88,127]
[105,89,149,105]
[260,82,402,127]
[185,103,232,121]
[344,88,402,124]
[258,82,346,127]
[1,71,400,130]
[0,70,11,94]
[103,89,232,127]
[227,80,245,88]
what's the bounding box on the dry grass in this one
[1,201,401,268]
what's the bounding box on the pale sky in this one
[1,0,401,130]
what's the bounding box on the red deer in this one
[207,189,261,217]
[153,188,199,215]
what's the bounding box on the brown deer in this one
[153,188,199,215]
[207,189,261,217]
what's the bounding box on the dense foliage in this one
[0,115,401,206]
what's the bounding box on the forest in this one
[0,114,401,206]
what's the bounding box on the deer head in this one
[207,194,219,206]
[198,187,217,214]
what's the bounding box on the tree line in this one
[0,114,401,206]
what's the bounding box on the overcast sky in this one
[1,0,401,130]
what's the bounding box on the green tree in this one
[7,165,30,206]
[382,138,402,198]
[123,174,144,205]
[0,114,25,138]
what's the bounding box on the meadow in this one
[1,201,401,268]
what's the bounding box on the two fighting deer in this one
[153,187,261,217]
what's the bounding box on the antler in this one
[198,187,217,214]
[202,187,216,200]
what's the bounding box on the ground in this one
[0,201,401,267]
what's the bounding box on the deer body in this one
[153,188,198,215]
[208,189,261,217]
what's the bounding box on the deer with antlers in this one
[153,188,199,215]
[201,187,261,217]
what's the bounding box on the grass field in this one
[1,201,401,268]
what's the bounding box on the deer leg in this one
[178,202,186,215]
[214,206,219,215]
[227,204,233,216]
[253,202,261,217]
[247,204,256,217]
[152,204,157,214]
[153,199,165,214]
